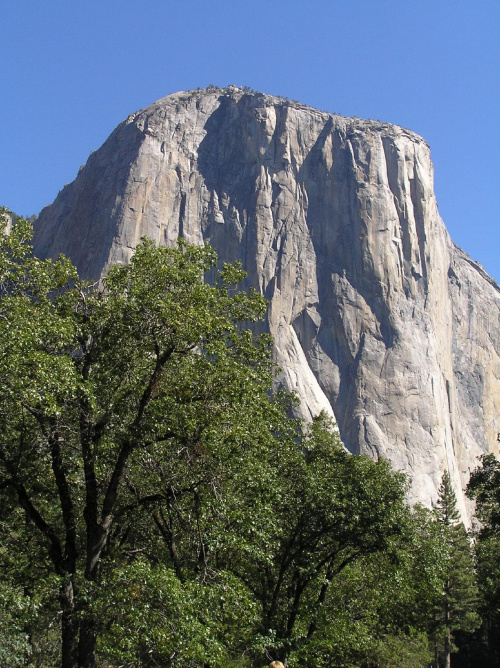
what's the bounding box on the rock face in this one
[33,87,500,516]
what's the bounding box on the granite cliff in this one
[33,87,500,516]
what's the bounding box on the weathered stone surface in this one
[33,87,500,517]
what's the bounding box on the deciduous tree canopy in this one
[0,210,467,668]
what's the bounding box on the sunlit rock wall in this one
[34,88,500,517]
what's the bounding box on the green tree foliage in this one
[468,454,500,534]
[222,415,410,664]
[431,472,480,668]
[464,454,500,666]
[0,210,280,667]
[0,580,32,667]
[0,210,450,667]
[280,503,442,668]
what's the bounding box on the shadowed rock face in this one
[33,87,500,516]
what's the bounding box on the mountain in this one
[33,86,500,516]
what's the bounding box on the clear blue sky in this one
[2,0,499,281]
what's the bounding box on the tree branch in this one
[48,425,78,569]
[100,345,175,528]
[0,447,65,574]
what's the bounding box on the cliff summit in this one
[33,87,500,516]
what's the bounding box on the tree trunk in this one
[60,577,79,668]
[78,614,98,668]
[444,580,451,668]
[77,530,104,668]
[444,627,451,668]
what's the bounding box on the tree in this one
[275,503,444,668]
[0,209,457,667]
[464,454,500,666]
[467,454,500,534]
[217,413,418,666]
[431,472,480,668]
[0,210,282,667]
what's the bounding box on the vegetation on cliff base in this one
[0,210,496,667]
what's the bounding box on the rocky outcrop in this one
[33,87,500,517]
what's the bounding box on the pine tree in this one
[432,472,480,668]
[466,454,500,666]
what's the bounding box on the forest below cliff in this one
[1,211,499,668]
